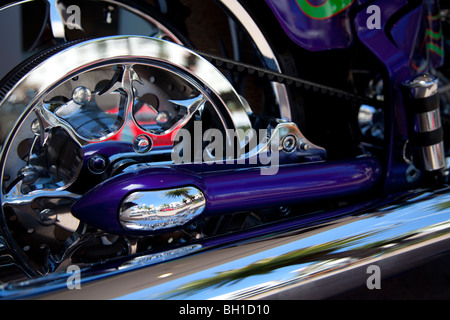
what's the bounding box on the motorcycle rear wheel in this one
[0,0,295,277]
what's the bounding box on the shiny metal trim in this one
[2,180,80,206]
[0,0,34,11]
[118,244,202,271]
[404,74,445,171]
[217,0,292,120]
[197,120,326,165]
[415,109,441,132]
[244,120,325,160]
[417,142,446,171]
[406,74,439,99]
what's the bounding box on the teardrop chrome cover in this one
[119,186,206,231]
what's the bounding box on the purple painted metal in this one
[264,0,356,51]
[353,0,411,139]
[71,157,382,235]
[410,0,445,72]
[82,141,134,159]
[390,6,425,71]
[354,0,443,192]
[354,0,410,77]
[202,158,381,214]
[265,0,442,59]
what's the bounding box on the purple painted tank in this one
[265,0,442,62]
[264,0,369,51]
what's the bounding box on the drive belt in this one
[195,49,383,108]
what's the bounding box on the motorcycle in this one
[1,0,450,299]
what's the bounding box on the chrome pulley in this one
[0,36,253,275]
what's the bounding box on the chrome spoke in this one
[3,180,80,206]
[169,94,206,115]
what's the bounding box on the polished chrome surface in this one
[358,104,385,140]
[415,109,441,132]
[88,154,108,174]
[132,134,153,154]
[3,181,80,206]
[71,86,92,106]
[256,121,326,158]
[119,187,206,231]
[118,244,203,271]
[406,74,439,99]
[417,142,446,172]
[405,74,445,171]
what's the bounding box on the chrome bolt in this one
[30,119,41,136]
[279,206,291,216]
[156,111,170,125]
[38,208,57,226]
[282,135,297,153]
[88,154,108,174]
[133,134,153,154]
[19,166,38,184]
[298,139,310,151]
[405,164,420,183]
[72,86,92,105]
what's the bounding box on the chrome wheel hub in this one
[0,36,251,274]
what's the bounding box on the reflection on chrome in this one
[118,244,202,271]
[142,188,450,300]
[120,186,206,231]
